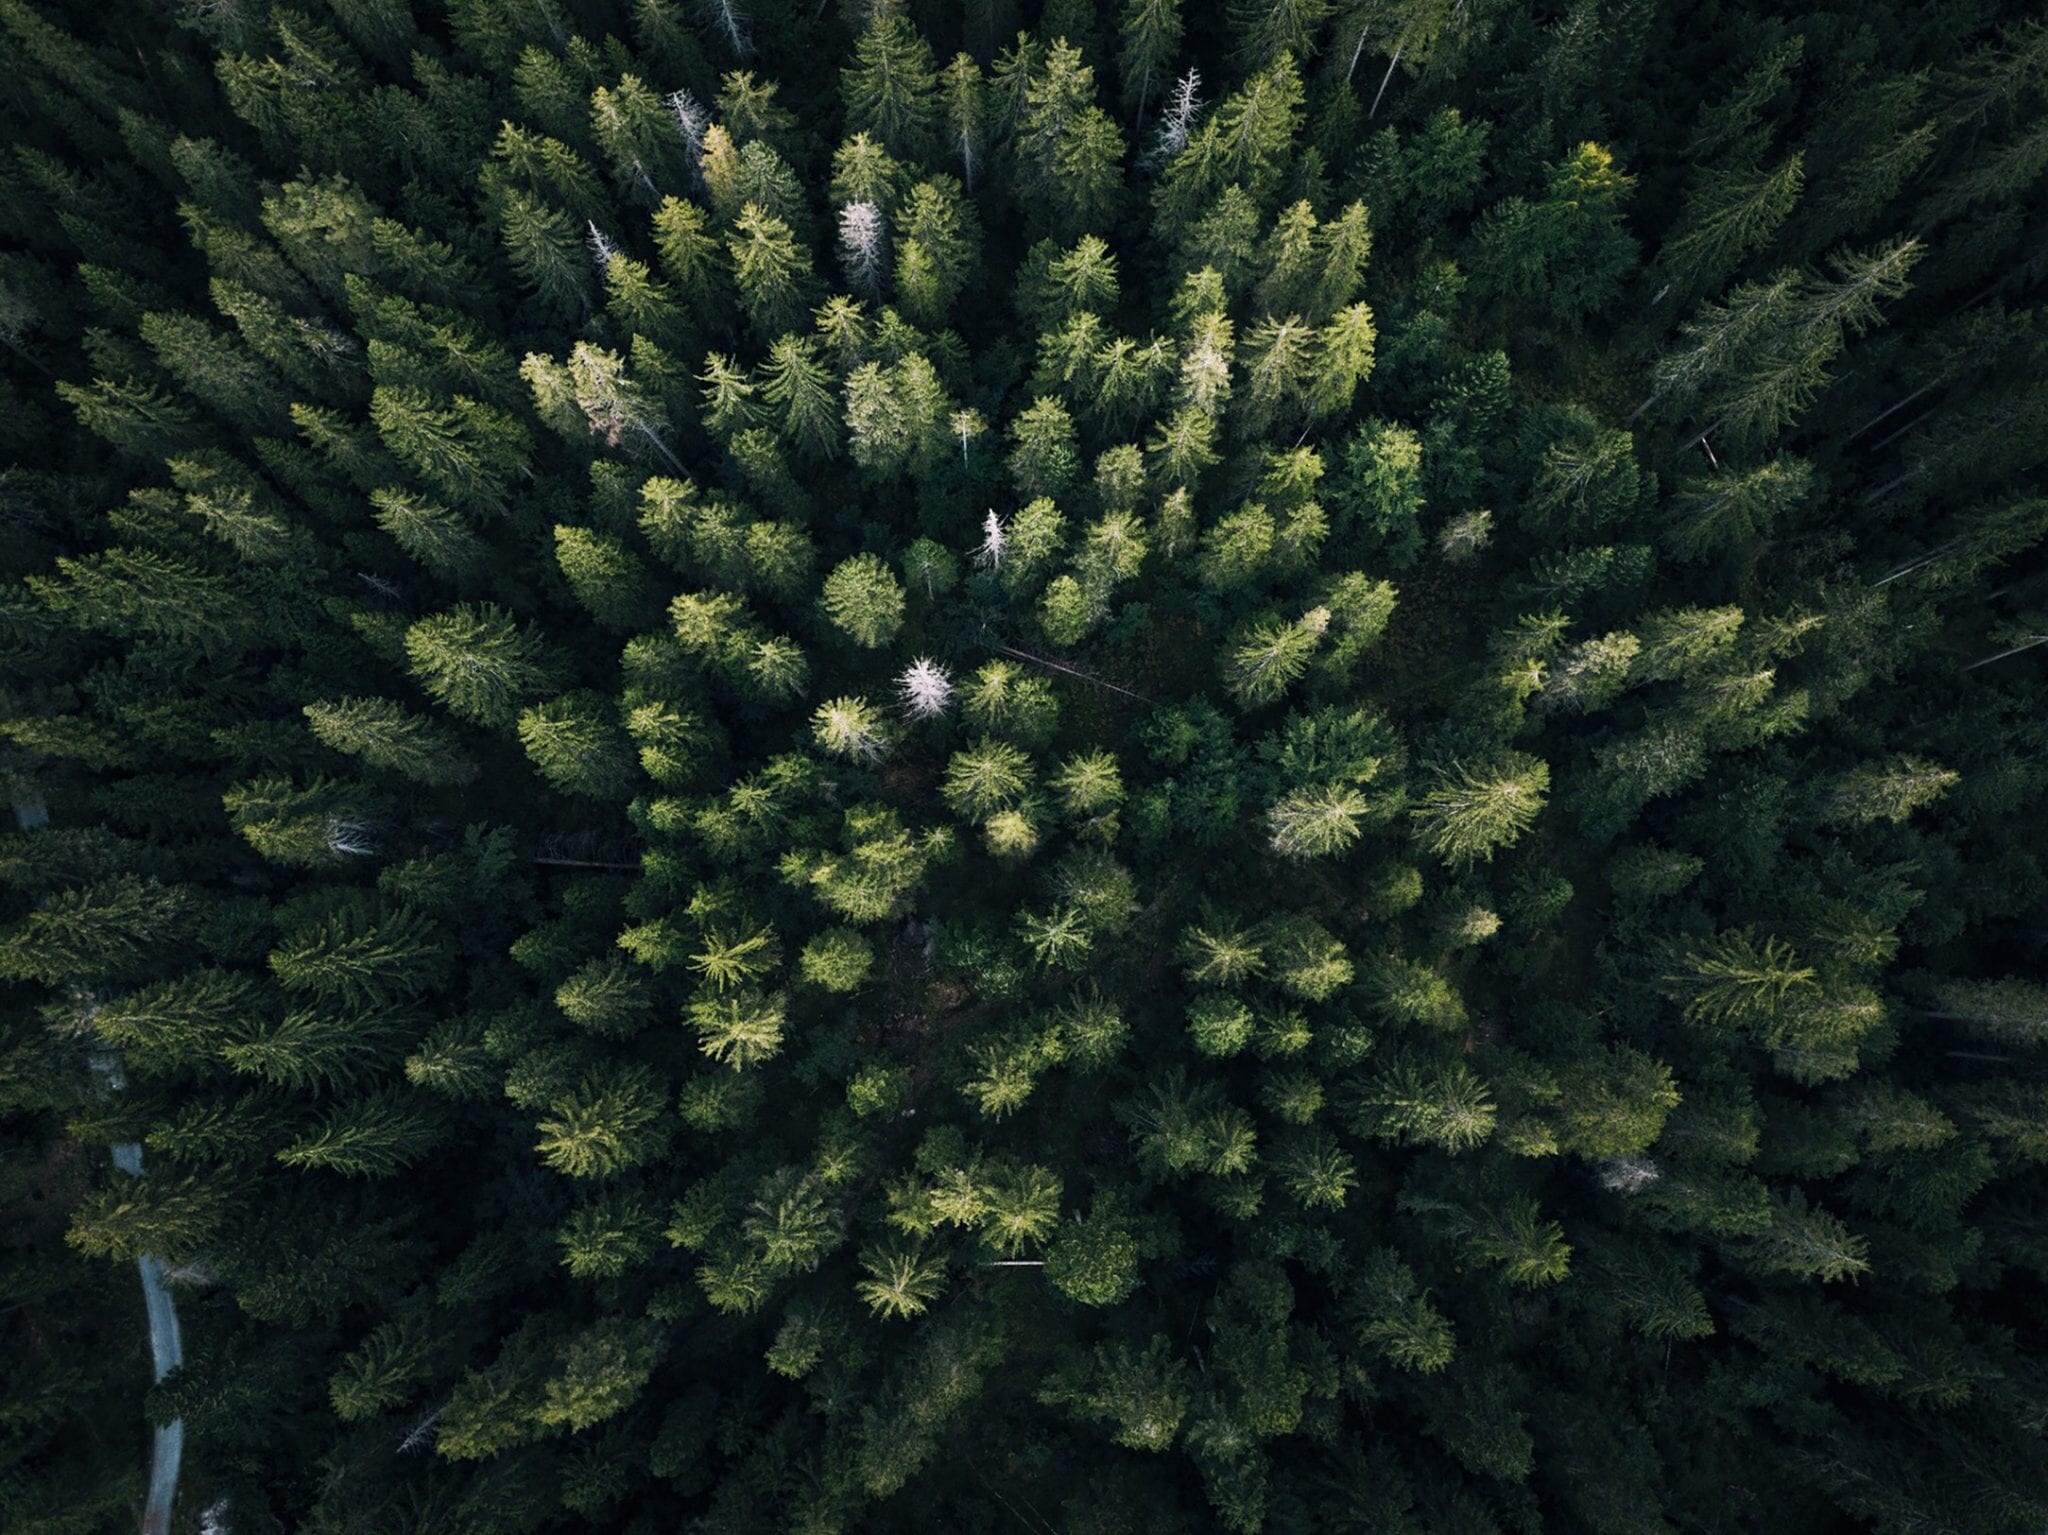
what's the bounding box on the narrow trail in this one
[12,795,185,1534]
[112,1141,185,1535]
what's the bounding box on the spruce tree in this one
[404,603,565,727]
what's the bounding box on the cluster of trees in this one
[2,0,2045,1530]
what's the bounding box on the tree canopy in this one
[2,0,2046,1532]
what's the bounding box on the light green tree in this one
[1409,753,1550,866]
[820,552,906,648]
[304,698,476,786]
[405,603,564,728]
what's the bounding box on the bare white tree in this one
[587,221,618,276]
[973,509,1007,572]
[325,817,380,859]
[398,1402,447,1455]
[666,89,709,168]
[898,657,955,720]
[696,0,751,56]
[1153,69,1204,161]
[1598,1157,1662,1194]
[837,200,887,298]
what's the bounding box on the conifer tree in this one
[1409,754,1550,866]
[519,692,636,799]
[370,385,531,508]
[843,12,940,163]
[523,341,682,470]
[727,203,817,338]
[1119,0,1184,120]
[1473,141,1638,325]
[405,603,565,728]
[535,1063,670,1178]
[820,553,907,649]
[0,875,196,984]
[553,524,663,630]
[892,178,980,330]
[304,698,477,786]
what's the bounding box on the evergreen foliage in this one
[2,2,2046,1531]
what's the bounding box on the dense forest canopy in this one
[1,0,2046,1530]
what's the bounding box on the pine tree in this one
[1662,928,1820,1038]
[1225,608,1328,707]
[796,928,875,994]
[727,203,817,338]
[1819,756,1959,826]
[522,341,682,470]
[1267,783,1372,858]
[1473,141,1638,326]
[304,698,478,786]
[138,309,288,425]
[65,1170,225,1264]
[1154,54,1302,237]
[553,956,655,1039]
[1743,1190,1870,1282]
[892,178,980,330]
[278,1088,439,1177]
[554,524,663,630]
[1409,754,1550,867]
[1042,1334,1191,1450]
[330,1316,434,1420]
[605,254,690,351]
[81,969,259,1067]
[1664,455,1812,559]
[1119,0,1184,121]
[494,186,592,318]
[760,334,840,458]
[856,1243,948,1319]
[1046,1199,1141,1305]
[592,73,692,204]
[535,1063,670,1178]
[1914,976,2048,1047]
[1232,0,1332,71]
[0,875,196,985]
[687,988,786,1069]
[819,553,906,649]
[811,696,894,762]
[844,353,952,478]
[1014,40,1127,238]
[5,11,2048,1529]
[937,53,987,190]
[1006,395,1082,498]
[371,487,489,579]
[519,692,636,799]
[1238,314,1318,436]
[369,385,532,508]
[1335,419,1424,561]
[27,547,254,655]
[843,12,940,163]
[1658,154,1806,296]
[405,603,566,728]
[943,740,1035,820]
[268,902,442,1009]
[651,195,729,317]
